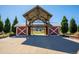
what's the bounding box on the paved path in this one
[23,35,79,54]
[0,37,66,54]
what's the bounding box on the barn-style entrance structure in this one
[30,20,47,35]
[15,6,60,36]
[23,6,52,35]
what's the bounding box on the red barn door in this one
[49,26,60,35]
[16,26,26,36]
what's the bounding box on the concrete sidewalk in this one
[65,37,79,43]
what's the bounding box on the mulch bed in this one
[69,32,79,40]
[0,35,8,39]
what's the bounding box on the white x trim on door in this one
[50,27,59,35]
[17,27,26,35]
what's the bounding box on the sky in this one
[0,5,79,25]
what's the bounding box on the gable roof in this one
[15,23,26,27]
[23,5,52,17]
[52,22,61,26]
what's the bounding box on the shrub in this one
[12,16,18,33]
[4,18,11,33]
[61,16,68,34]
[0,16,4,32]
[77,25,79,32]
[70,17,77,33]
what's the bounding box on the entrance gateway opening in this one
[31,19,46,35]
[23,5,52,35]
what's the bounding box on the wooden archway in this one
[23,5,52,35]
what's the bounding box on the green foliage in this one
[0,16,4,32]
[4,18,11,33]
[77,25,79,32]
[12,16,18,33]
[0,33,9,38]
[70,17,77,33]
[61,16,68,34]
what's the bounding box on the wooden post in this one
[28,26,31,35]
[16,27,19,36]
[28,21,31,35]
[46,25,48,35]
[26,19,27,35]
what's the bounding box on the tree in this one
[4,18,11,33]
[0,16,4,32]
[70,17,77,33]
[61,16,68,34]
[12,16,18,33]
[77,25,79,32]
